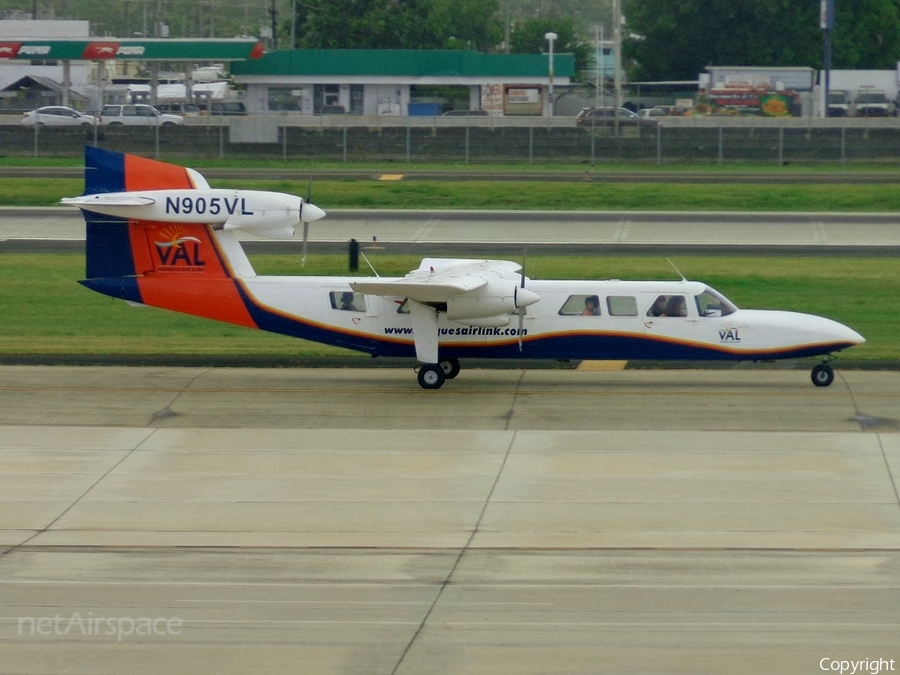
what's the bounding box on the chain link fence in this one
[5,119,900,165]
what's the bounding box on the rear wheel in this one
[417,364,446,390]
[439,358,461,380]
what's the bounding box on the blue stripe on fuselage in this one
[227,284,851,362]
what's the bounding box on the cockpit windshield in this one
[695,287,737,317]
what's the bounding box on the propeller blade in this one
[301,221,309,267]
[518,307,525,352]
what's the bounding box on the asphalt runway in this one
[4,207,900,252]
[1,366,899,674]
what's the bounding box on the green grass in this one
[1,252,895,363]
[15,177,900,211]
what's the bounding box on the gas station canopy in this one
[0,38,264,61]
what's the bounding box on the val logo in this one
[154,227,206,269]
[719,327,741,342]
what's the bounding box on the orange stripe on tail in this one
[124,153,196,191]
[130,221,258,329]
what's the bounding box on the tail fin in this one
[82,146,199,281]
[78,147,258,329]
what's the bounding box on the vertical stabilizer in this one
[77,147,258,329]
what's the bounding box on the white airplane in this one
[65,147,865,389]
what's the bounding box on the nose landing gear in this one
[811,362,835,387]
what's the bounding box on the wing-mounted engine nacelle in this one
[449,315,512,328]
[446,279,540,321]
[63,188,326,242]
[222,192,304,239]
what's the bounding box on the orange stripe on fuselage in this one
[131,221,258,329]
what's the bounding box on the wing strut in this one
[408,300,439,364]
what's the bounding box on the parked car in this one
[575,107,660,126]
[827,90,851,117]
[207,101,247,116]
[442,109,489,116]
[21,106,97,127]
[99,104,183,126]
[637,107,668,119]
[854,89,891,117]
[155,102,201,117]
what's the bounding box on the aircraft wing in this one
[350,259,520,304]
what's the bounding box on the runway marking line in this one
[577,360,628,371]
[0,385,896,398]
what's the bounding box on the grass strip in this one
[8,177,900,211]
[1,252,894,363]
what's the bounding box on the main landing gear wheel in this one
[417,364,446,390]
[439,358,461,380]
[811,363,835,387]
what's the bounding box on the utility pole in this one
[613,0,622,111]
[545,32,557,117]
[821,0,835,118]
[270,0,278,50]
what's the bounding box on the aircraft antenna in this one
[666,257,687,282]
[360,250,380,277]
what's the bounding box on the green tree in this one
[624,0,900,81]
[832,0,900,69]
[295,0,501,50]
[424,0,502,51]
[509,17,591,78]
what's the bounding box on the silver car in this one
[99,104,183,126]
[21,106,97,126]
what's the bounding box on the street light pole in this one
[545,32,557,117]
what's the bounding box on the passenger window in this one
[558,294,601,316]
[607,295,637,316]
[330,291,366,312]
[647,294,687,317]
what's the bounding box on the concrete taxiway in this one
[1,366,899,674]
[4,207,900,250]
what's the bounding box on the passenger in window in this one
[581,295,601,316]
[648,295,667,317]
[339,292,358,311]
[663,295,687,317]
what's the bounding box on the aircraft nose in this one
[821,317,865,347]
[843,325,866,345]
[514,286,541,309]
[301,201,326,222]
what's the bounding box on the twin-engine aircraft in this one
[64,147,864,389]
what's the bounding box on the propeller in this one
[299,177,326,266]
